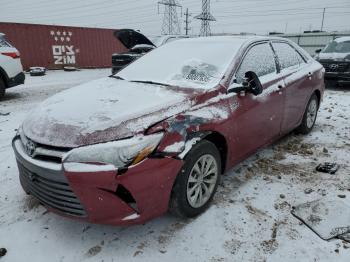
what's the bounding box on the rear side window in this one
[273,42,305,70]
[0,36,11,47]
[236,43,276,83]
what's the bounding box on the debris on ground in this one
[29,67,46,76]
[0,248,7,257]
[304,188,314,194]
[316,163,340,174]
[292,199,350,240]
[339,233,350,243]
[63,66,78,72]
[86,245,102,257]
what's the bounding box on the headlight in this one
[63,133,164,168]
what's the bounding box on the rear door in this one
[271,41,311,133]
[229,41,285,161]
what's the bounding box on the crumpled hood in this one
[23,77,193,148]
[319,52,350,60]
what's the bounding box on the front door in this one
[228,42,285,163]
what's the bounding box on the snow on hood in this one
[22,77,192,148]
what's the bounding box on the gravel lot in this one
[0,69,349,262]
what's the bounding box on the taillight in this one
[1,52,20,59]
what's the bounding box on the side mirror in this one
[228,71,263,96]
[315,48,322,54]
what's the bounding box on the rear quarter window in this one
[273,42,305,70]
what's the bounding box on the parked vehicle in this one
[111,29,189,74]
[0,33,25,98]
[315,36,350,87]
[13,36,324,225]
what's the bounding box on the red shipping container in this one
[0,22,128,70]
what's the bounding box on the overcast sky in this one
[1,0,349,36]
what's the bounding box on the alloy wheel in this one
[186,154,219,208]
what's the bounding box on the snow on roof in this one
[335,36,350,42]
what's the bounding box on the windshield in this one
[323,40,350,53]
[117,37,244,90]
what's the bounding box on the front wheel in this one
[296,93,319,134]
[169,140,221,218]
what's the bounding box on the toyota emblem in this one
[25,140,36,157]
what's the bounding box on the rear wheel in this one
[296,93,319,134]
[169,140,221,218]
[0,78,5,98]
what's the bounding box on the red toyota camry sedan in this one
[13,36,325,225]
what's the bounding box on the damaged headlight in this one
[63,133,164,168]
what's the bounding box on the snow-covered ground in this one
[0,69,349,262]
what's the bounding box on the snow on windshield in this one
[117,37,245,90]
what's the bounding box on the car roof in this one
[334,36,350,43]
[173,35,290,45]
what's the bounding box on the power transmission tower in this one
[321,8,326,31]
[158,0,182,35]
[195,0,216,36]
[184,8,192,35]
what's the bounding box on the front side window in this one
[273,42,305,70]
[236,43,276,83]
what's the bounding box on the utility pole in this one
[195,0,216,36]
[158,0,182,35]
[321,8,326,31]
[184,8,191,35]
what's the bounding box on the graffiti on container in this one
[50,31,79,65]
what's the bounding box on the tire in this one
[169,140,221,218]
[296,93,319,134]
[0,78,5,99]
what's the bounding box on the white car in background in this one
[0,33,25,98]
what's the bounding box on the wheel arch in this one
[0,66,9,88]
[313,89,321,109]
[202,131,228,174]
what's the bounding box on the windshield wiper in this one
[130,80,170,87]
[109,75,124,80]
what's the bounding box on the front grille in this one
[321,62,349,73]
[19,131,70,163]
[18,162,87,217]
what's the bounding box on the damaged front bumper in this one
[12,137,183,225]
